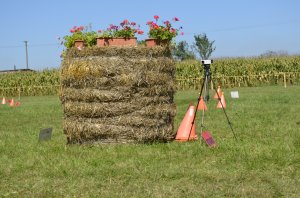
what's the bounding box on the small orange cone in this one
[9,98,14,107]
[197,97,207,111]
[217,92,226,109]
[214,86,222,99]
[2,97,6,105]
[175,104,198,141]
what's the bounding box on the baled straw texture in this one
[61,46,176,144]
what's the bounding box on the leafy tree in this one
[193,33,216,59]
[173,41,195,60]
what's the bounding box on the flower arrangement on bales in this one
[62,25,97,49]
[59,16,183,49]
[146,15,183,42]
[97,19,144,39]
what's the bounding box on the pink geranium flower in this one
[173,17,179,21]
[99,19,143,38]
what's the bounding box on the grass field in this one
[0,86,299,197]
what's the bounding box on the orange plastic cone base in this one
[197,97,207,111]
[2,97,6,105]
[9,98,14,107]
[217,92,226,109]
[175,105,198,141]
[214,86,222,99]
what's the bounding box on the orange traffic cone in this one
[217,92,226,109]
[2,97,6,105]
[175,104,198,141]
[9,98,14,107]
[214,86,222,99]
[197,97,207,111]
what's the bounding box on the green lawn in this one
[0,86,299,197]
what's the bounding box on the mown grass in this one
[0,86,299,197]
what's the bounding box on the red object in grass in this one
[201,131,216,147]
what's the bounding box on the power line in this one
[180,20,300,35]
[0,45,23,48]
[0,43,60,48]
[206,21,300,33]
[30,43,61,47]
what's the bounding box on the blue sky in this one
[1,0,299,70]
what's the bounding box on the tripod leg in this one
[200,75,208,135]
[212,80,238,140]
[204,76,210,102]
[187,76,206,140]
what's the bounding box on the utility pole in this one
[24,41,29,69]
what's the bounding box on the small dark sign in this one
[39,128,52,141]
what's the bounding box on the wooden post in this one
[234,76,236,87]
[18,87,21,100]
[283,73,287,88]
[222,75,225,87]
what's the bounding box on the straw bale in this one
[61,73,169,88]
[136,85,175,97]
[64,119,174,144]
[66,114,168,129]
[61,56,175,79]
[60,83,175,97]
[63,101,175,118]
[64,46,172,59]
[61,60,174,86]
[61,46,176,144]
[60,87,173,104]
[61,88,131,103]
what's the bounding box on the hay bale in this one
[61,46,176,144]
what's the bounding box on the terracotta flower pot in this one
[145,38,157,47]
[74,40,85,49]
[112,38,137,46]
[96,38,107,47]
[145,38,169,47]
[97,37,137,47]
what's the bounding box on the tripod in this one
[187,60,237,141]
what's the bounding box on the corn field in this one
[1,56,300,96]
[0,69,60,96]
[176,56,300,90]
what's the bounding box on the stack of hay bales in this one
[60,46,176,144]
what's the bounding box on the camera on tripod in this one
[188,59,237,140]
[201,59,213,77]
[201,59,213,65]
